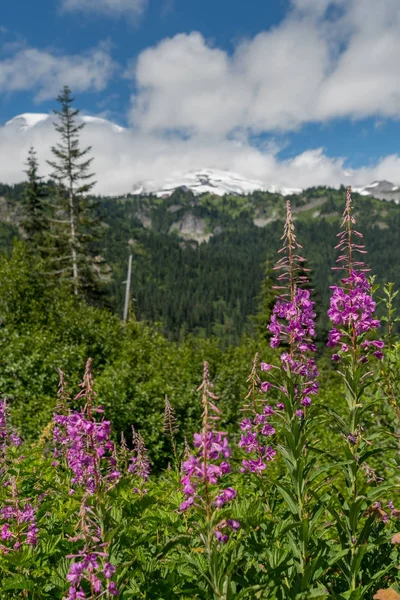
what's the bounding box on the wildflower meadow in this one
[0,187,399,600]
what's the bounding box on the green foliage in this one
[252,259,276,340]
[0,242,270,462]
[0,240,398,598]
[21,147,48,249]
[0,342,398,599]
[1,182,400,341]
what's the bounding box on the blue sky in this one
[1,0,400,193]
[0,0,287,123]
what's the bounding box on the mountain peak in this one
[4,112,125,133]
[353,180,400,202]
[5,113,49,131]
[132,168,302,198]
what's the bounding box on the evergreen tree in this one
[253,258,276,340]
[47,85,104,297]
[22,147,48,249]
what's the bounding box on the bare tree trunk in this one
[68,187,79,295]
[123,254,133,321]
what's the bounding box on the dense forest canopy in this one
[0,180,399,342]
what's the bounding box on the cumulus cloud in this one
[129,24,329,134]
[128,0,400,134]
[61,0,148,18]
[1,117,399,196]
[0,45,116,101]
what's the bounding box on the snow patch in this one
[132,168,302,198]
[4,112,125,133]
[5,113,49,131]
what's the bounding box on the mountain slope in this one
[1,182,400,341]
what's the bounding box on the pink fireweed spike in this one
[128,428,150,495]
[52,360,120,495]
[264,201,319,412]
[238,354,277,474]
[327,187,383,363]
[180,362,238,542]
[66,495,118,598]
[0,478,38,554]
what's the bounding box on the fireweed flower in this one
[263,201,319,413]
[323,188,390,594]
[250,204,321,588]
[0,478,38,554]
[180,363,238,543]
[53,360,120,495]
[128,428,150,495]
[66,495,118,599]
[238,354,277,474]
[327,187,383,363]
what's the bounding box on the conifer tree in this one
[253,258,276,340]
[47,85,104,297]
[22,147,48,249]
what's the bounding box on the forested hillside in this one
[1,182,400,342]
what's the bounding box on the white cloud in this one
[2,0,400,196]
[0,116,399,196]
[128,0,400,134]
[0,46,116,101]
[129,24,329,134]
[61,0,148,18]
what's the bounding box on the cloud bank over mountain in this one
[2,114,400,196]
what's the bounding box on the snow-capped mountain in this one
[132,171,400,200]
[132,168,302,198]
[3,114,400,201]
[353,180,400,203]
[5,113,125,133]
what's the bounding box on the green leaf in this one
[275,483,300,516]
[1,575,36,592]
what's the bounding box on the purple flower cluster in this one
[369,500,400,525]
[214,518,241,544]
[327,271,383,360]
[181,363,237,520]
[0,479,38,554]
[180,431,234,511]
[265,289,319,410]
[53,357,120,494]
[328,271,379,335]
[53,410,120,495]
[239,405,277,474]
[263,298,319,413]
[269,288,317,353]
[262,202,319,414]
[66,554,118,599]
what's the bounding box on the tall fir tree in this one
[22,147,48,250]
[47,85,105,297]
